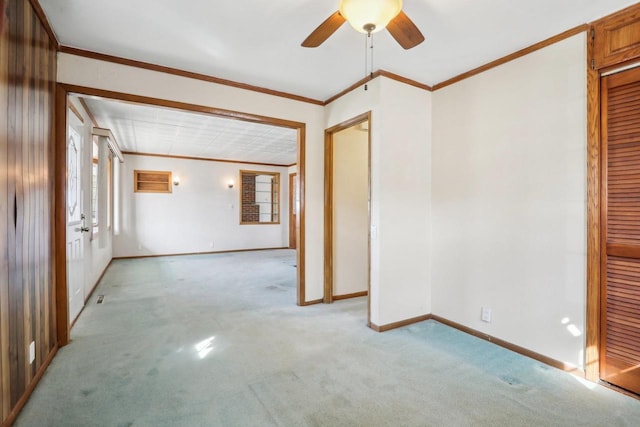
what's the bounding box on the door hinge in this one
[590,28,595,41]
[591,59,596,70]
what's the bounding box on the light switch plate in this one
[481,307,492,323]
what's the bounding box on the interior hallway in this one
[15,250,640,426]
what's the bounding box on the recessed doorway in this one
[55,84,307,345]
[324,112,371,322]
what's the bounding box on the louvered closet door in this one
[601,67,640,394]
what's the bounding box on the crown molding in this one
[432,24,589,91]
[58,45,325,106]
[122,151,291,168]
[50,12,589,107]
[323,69,433,105]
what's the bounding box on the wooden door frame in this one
[585,26,601,383]
[289,172,297,249]
[586,16,640,383]
[324,112,371,315]
[55,83,309,346]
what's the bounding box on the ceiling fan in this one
[301,0,425,50]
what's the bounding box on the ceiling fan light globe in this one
[339,0,402,34]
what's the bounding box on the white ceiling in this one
[78,96,298,165]
[41,0,637,101]
[53,1,636,164]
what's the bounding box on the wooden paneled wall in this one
[0,0,57,425]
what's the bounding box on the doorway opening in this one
[55,84,307,346]
[324,112,371,323]
[289,172,298,249]
[65,96,124,329]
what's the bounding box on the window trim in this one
[239,169,281,225]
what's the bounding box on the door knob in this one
[80,214,89,232]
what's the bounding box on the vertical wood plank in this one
[21,0,33,388]
[0,0,57,424]
[46,34,55,356]
[32,10,41,370]
[54,85,69,347]
[34,14,44,368]
[29,5,37,377]
[13,0,27,403]
[7,0,22,407]
[0,0,10,419]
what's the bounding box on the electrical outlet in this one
[481,307,492,323]
[29,341,35,364]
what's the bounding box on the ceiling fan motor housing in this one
[339,0,403,34]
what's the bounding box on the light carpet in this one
[15,250,640,426]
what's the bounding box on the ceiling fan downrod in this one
[364,27,374,91]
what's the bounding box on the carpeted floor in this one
[15,249,640,426]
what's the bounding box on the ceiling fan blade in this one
[301,11,346,48]
[386,11,425,50]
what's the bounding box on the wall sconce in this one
[227,179,234,189]
[173,176,180,186]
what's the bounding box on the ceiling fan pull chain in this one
[370,32,374,80]
[364,31,375,91]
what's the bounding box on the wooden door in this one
[600,66,640,394]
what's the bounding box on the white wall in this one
[69,97,113,299]
[58,35,589,370]
[115,155,288,257]
[376,78,432,326]
[431,33,587,368]
[333,126,369,297]
[58,53,325,302]
[325,77,432,327]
